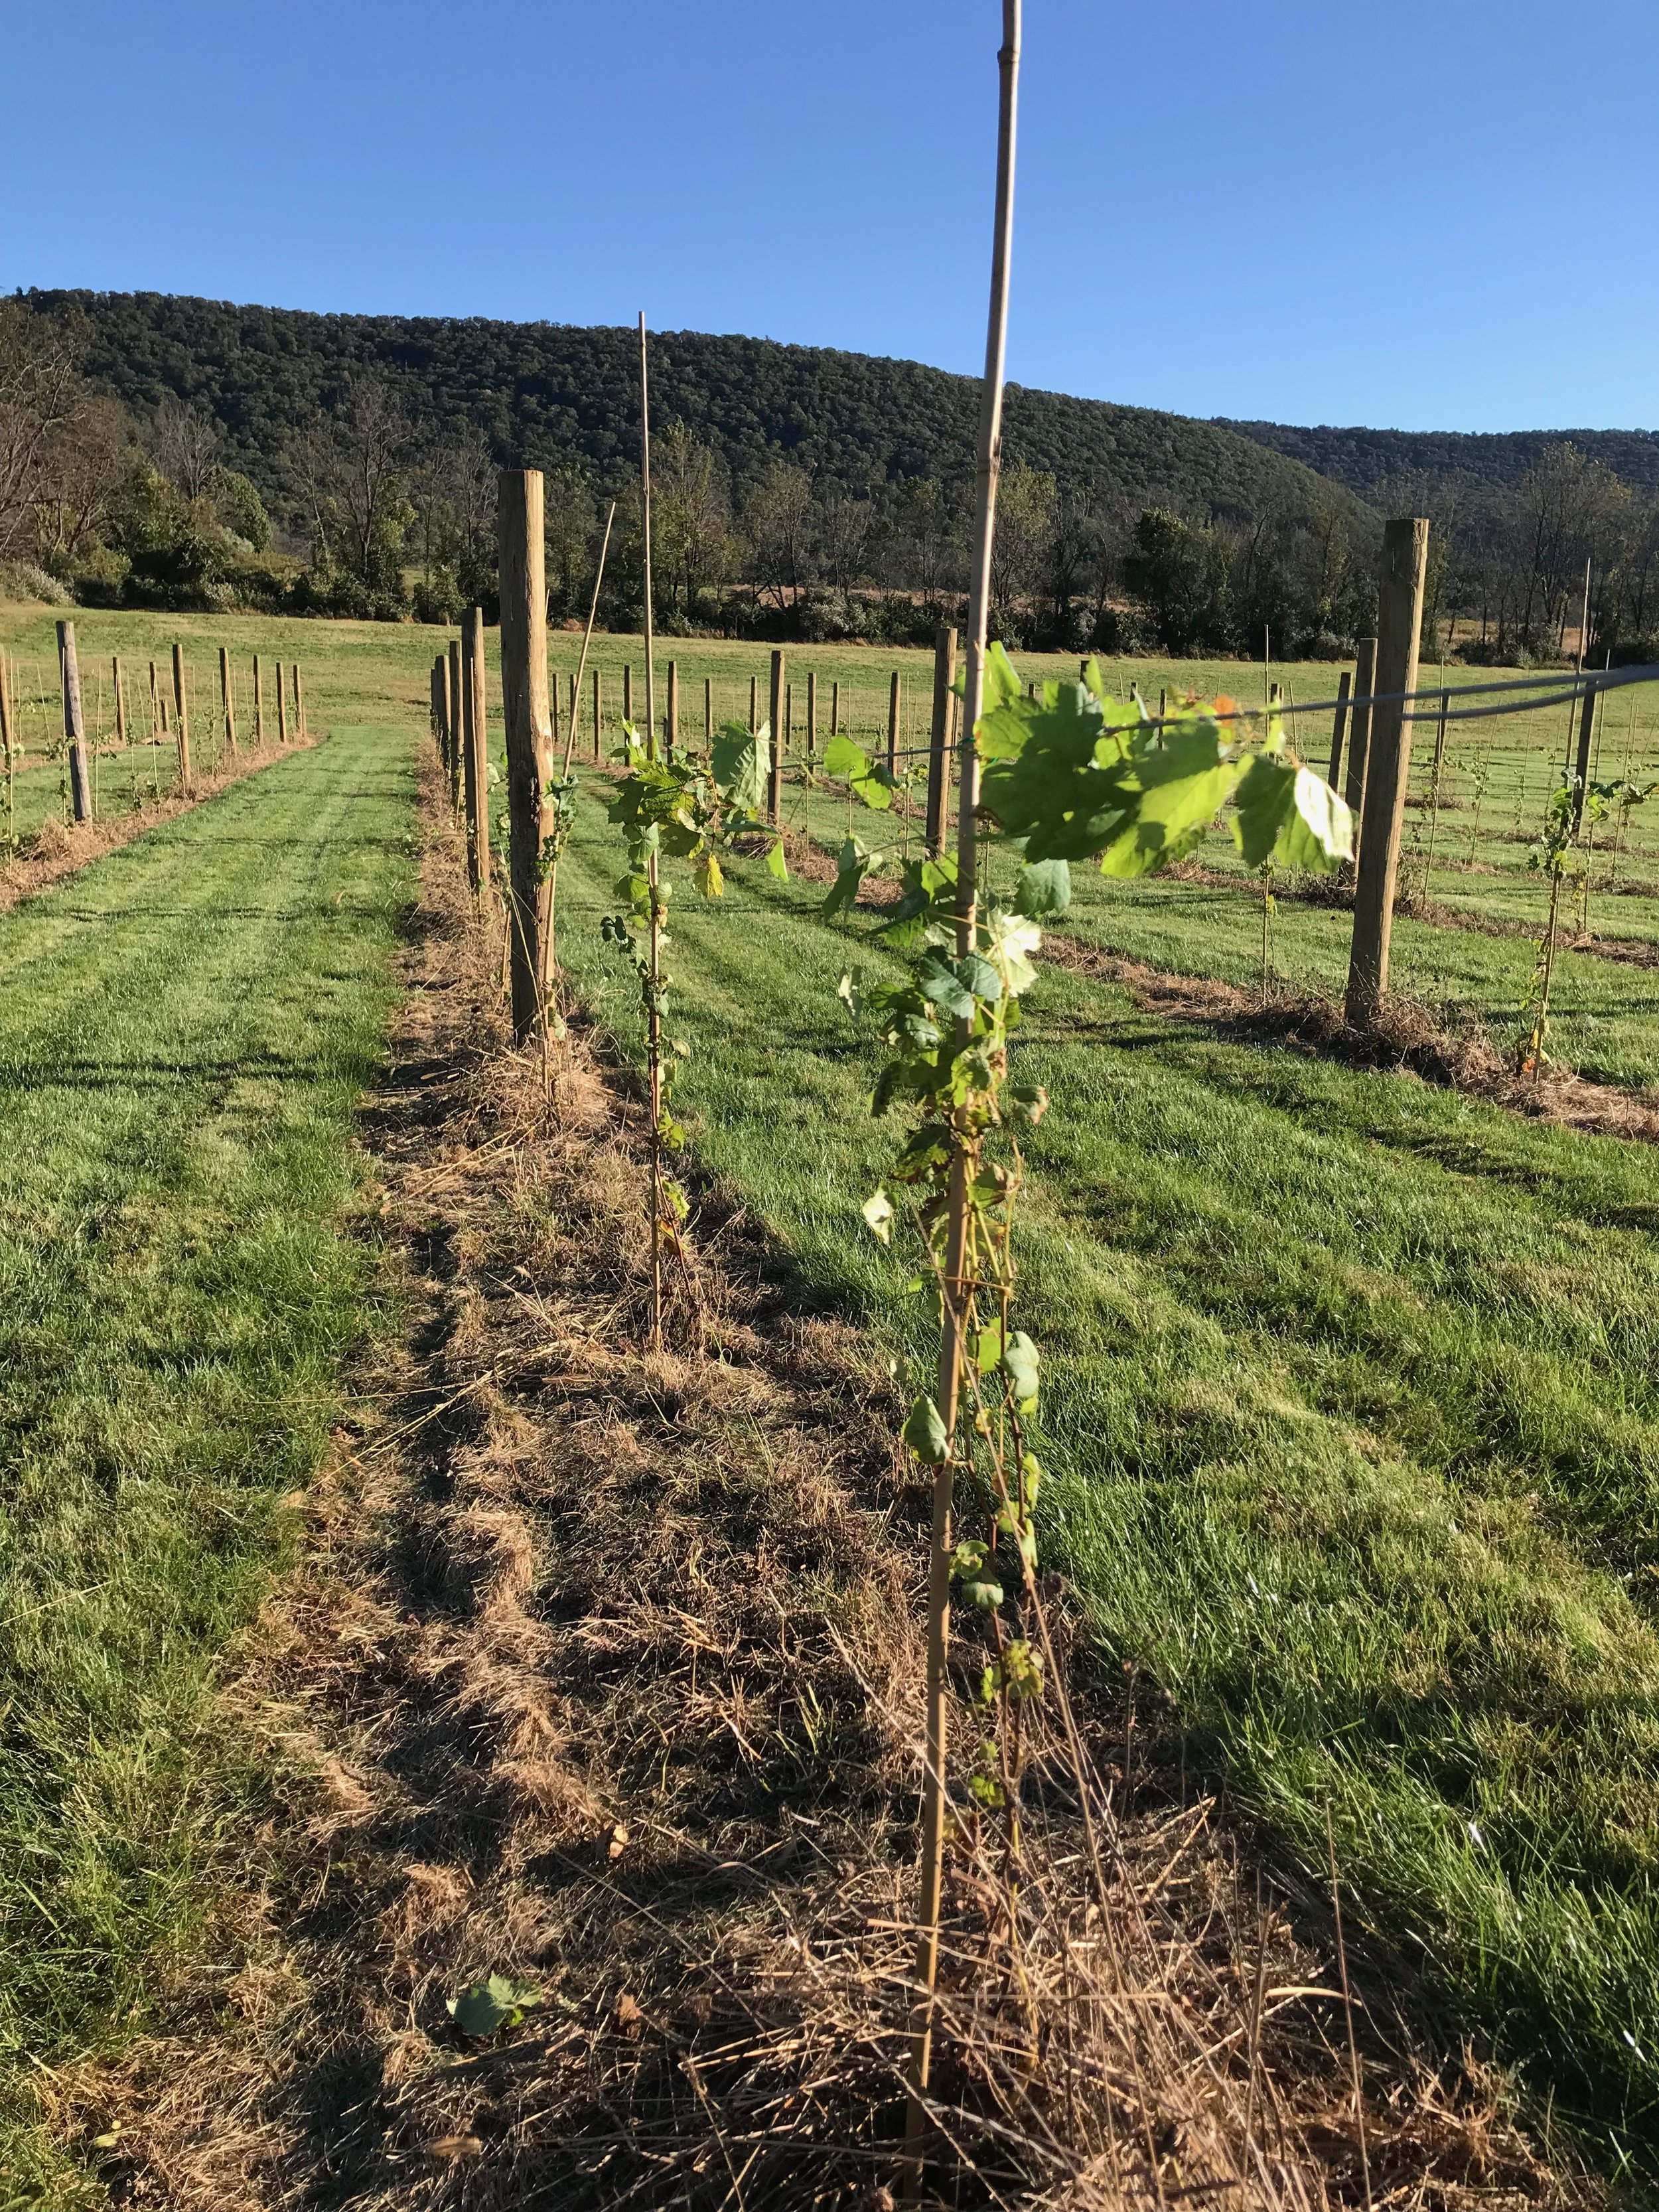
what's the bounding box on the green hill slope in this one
[24,289,1371,534]
[1220,417,1659,501]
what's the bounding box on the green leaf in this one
[711,720,770,813]
[764,834,790,880]
[979,640,1024,715]
[903,1395,951,1465]
[823,836,877,920]
[447,1973,543,2039]
[956,950,1002,1003]
[693,849,725,899]
[975,1319,1005,1372]
[861,1188,894,1243]
[1013,858,1071,917]
[1096,725,1237,879]
[1002,1331,1040,1408]
[962,1577,1005,1613]
[950,1537,989,1580]
[824,731,895,811]
[1234,755,1353,871]
[916,950,975,1023]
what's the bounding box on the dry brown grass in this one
[42,755,1592,2209]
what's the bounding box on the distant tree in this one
[0,303,94,562]
[653,424,733,620]
[1122,508,1234,654]
[741,463,812,611]
[149,396,221,499]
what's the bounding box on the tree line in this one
[3,296,1655,666]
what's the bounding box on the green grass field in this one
[0,695,414,2189]
[5,602,1659,2185]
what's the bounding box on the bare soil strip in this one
[50,765,1585,2209]
[0,736,315,913]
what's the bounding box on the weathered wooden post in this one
[0,652,13,826]
[703,676,713,743]
[623,662,633,724]
[924,623,959,855]
[58,622,93,822]
[1345,521,1429,1029]
[1327,667,1351,789]
[806,670,818,765]
[831,678,841,736]
[666,658,678,759]
[768,647,785,822]
[748,674,758,734]
[1342,634,1378,835]
[592,668,602,761]
[567,672,577,750]
[218,645,238,755]
[112,656,127,752]
[498,469,554,1043]
[253,655,265,745]
[275,659,288,746]
[888,668,901,775]
[293,662,305,740]
[464,605,490,893]
[430,658,444,763]
[171,640,193,796]
[446,640,463,807]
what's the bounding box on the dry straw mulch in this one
[45,759,1589,2209]
[0,737,314,913]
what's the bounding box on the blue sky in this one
[3,0,1653,433]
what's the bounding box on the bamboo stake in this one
[904,3,1020,2190]
[768,648,785,822]
[559,498,615,778]
[638,309,665,1355]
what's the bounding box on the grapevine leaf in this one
[1095,725,1237,879]
[956,950,1002,1003]
[694,849,725,899]
[711,720,770,813]
[447,1973,543,2039]
[1014,858,1071,917]
[916,950,975,1023]
[979,640,1024,715]
[861,1188,894,1243]
[903,1395,950,1465]
[823,837,876,919]
[950,1538,989,1578]
[1234,755,1353,870]
[976,1319,1005,1371]
[962,1578,1004,1613]
[764,834,789,880]
[1002,1331,1040,1408]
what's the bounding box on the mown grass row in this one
[553,780,1659,2170]
[0,727,415,2190]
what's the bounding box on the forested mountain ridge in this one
[1222,417,1659,502]
[20,288,1369,532]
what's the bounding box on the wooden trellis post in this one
[293,663,305,741]
[1327,668,1351,789]
[446,640,463,807]
[498,469,554,1043]
[112,656,127,751]
[1342,634,1378,838]
[749,674,758,734]
[275,659,288,746]
[768,647,785,822]
[623,662,633,723]
[430,658,444,762]
[58,621,93,822]
[888,669,901,775]
[592,668,602,761]
[464,605,490,893]
[666,658,678,759]
[806,670,818,765]
[924,623,959,855]
[703,675,712,743]
[1572,678,1599,828]
[171,641,193,795]
[253,655,265,745]
[1345,522,1429,1028]
[219,646,238,754]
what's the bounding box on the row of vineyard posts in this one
[425,491,1459,1055]
[0,624,308,838]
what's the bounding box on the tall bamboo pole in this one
[638,311,665,1352]
[904,1,1020,2185]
